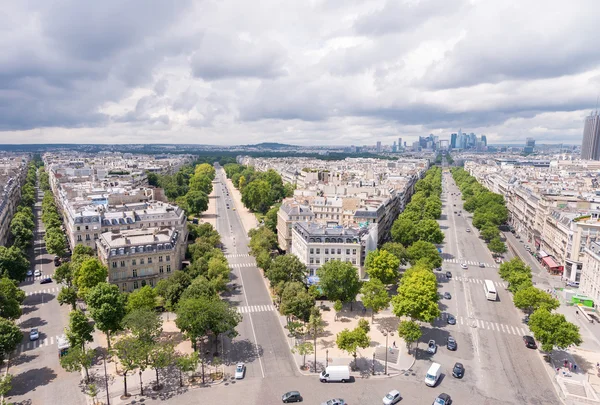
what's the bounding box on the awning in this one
[538,249,549,258]
[542,256,560,269]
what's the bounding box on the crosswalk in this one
[24,275,47,282]
[451,276,508,289]
[225,254,252,258]
[26,287,59,296]
[230,262,256,268]
[15,335,62,353]
[236,304,276,314]
[437,313,529,336]
[443,258,498,268]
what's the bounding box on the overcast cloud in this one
[1,0,598,145]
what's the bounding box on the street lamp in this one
[326,349,329,368]
[382,330,394,375]
[103,352,111,405]
[372,352,376,376]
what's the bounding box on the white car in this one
[29,328,39,341]
[460,263,468,269]
[427,339,437,354]
[466,228,471,232]
[234,363,245,379]
[383,389,401,405]
[321,400,346,405]
[34,269,42,277]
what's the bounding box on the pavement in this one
[3,185,85,405]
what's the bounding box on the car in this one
[445,271,452,279]
[282,391,303,403]
[453,204,456,206]
[433,393,452,405]
[233,208,236,211]
[234,363,245,379]
[40,277,52,284]
[54,256,61,266]
[383,390,401,405]
[321,399,346,405]
[435,267,442,271]
[446,336,457,351]
[457,213,461,216]
[479,262,485,268]
[460,263,468,269]
[453,211,456,214]
[523,315,530,324]
[466,228,471,232]
[427,339,437,354]
[495,257,503,264]
[26,270,33,277]
[34,269,41,277]
[523,335,537,349]
[447,314,456,325]
[452,362,464,378]
[443,292,452,300]
[29,328,39,341]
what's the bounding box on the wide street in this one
[6,186,84,405]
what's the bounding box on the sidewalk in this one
[198,180,218,228]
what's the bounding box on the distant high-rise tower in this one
[376,141,382,153]
[481,135,487,146]
[582,112,600,160]
[398,138,402,150]
[524,138,535,154]
[450,133,457,148]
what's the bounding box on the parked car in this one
[321,399,346,405]
[445,271,452,279]
[447,336,457,351]
[40,277,52,284]
[427,340,437,354]
[382,390,401,405]
[443,292,452,300]
[433,393,452,405]
[235,363,245,379]
[466,228,471,233]
[282,391,303,403]
[26,270,33,277]
[54,256,61,266]
[523,335,537,349]
[447,314,456,325]
[34,269,41,277]
[452,362,464,378]
[460,263,468,269]
[29,328,39,341]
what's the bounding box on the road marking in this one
[495,322,500,331]
[50,336,54,345]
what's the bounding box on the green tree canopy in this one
[126,285,158,312]
[365,249,400,284]
[124,308,163,345]
[0,318,21,363]
[316,260,361,310]
[488,237,507,254]
[513,286,560,314]
[185,190,209,215]
[406,240,442,269]
[360,278,391,322]
[87,282,127,348]
[155,270,192,311]
[397,320,422,352]
[0,277,25,320]
[529,308,582,353]
[414,219,445,244]
[380,242,408,265]
[266,254,307,288]
[279,281,315,323]
[336,326,370,363]
[0,245,30,281]
[392,267,440,322]
[74,258,108,298]
[66,309,94,350]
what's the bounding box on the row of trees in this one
[498,258,582,353]
[9,162,38,252]
[451,168,507,255]
[41,189,68,258]
[224,164,294,214]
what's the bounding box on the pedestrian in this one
[393,341,397,348]
[574,364,578,372]
[576,310,579,316]
[564,360,568,368]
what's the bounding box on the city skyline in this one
[1,1,599,145]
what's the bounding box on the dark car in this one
[282,391,303,403]
[433,393,452,405]
[40,277,53,284]
[452,362,464,378]
[443,292,452,300]
[523,315,530,324]
[523,335,537,349]
[447,314,456,325]
[445,271,452,279]
[447,336,457,351]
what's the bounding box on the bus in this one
[484,280,497,301]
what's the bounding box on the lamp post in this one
[103,352,111,405]
[372,352,376,376]
[382,330,394,375]
[326,349,329,368]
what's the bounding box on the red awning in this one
[542,256,559,269]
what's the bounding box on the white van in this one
[424,363,441,387]
[319,365,350,383]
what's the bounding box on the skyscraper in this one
[398,138,402,150]
[450,133,457,148]
[376,141,382,153]
[524,138,535,154]
[481,135,487,146]
[582,112,600,160]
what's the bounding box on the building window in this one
[94,233,98,240]
[120,261,125,267]
[85,234,90,241]
[159,256,163,262]
[122,283,127,292]
[133,269,138,278]
[159,266,164,274]
[148,257,152,264]
[325,249,329,254]
[166,265,171,273]
[76,226,80,231]
[77,235,82,241]
[310,248,314,254]
[352,249,357,255]
[325,258,329,263]
[352,258,356,264]
[316,248,320,254]
[85,225,89,230]
[337,249,341,254]
[149,279,154,287]
[133,281,138,289]
[346,249,350,255]
[141,280,146,287]
[140,258,145,265]
[166,255,170,262]
[112,262,117,268]
[132,259,136,266]
[310,258,314,264]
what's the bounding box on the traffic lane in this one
[250,311,297,379]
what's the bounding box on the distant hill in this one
[247,142,299,149]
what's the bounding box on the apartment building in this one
[96,227,185,292]
[0,156,28,246]
[291,221,378,279]
[582,241,600,306]
[277,201,314,253]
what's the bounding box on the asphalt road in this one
[6,187,84,405]
[213,165,298,380]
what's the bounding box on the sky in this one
[1,0,599,146]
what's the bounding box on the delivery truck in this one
[319,365,350,383]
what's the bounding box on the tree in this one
[397,320,422,353]
[336,326,370,366]
[180,276,217,301]
[155,271,192,311]
[241,180,273,213]
[123,308,162,344]
[58,286,79,310]
[0,318,21,363]
[87,283,127,349]
[54,262,75,287]
[74,259,108,299]
[0,373,13,401]
[73,244,95,258]
[488,237,507,254]
[175,351,199,387]
[266,254,308,289]
[279,282,315,323]
[248,227,277,257]
[10,212,34,249]
[499,258,530,281]
[60,345,95,383]
[392,267,440,322]
[365,250,400,284]
[529,308,582,353]
[0,277,25,320]
[360,278,391,323]
[185,190,209,215]
[306,307,324,373]
[292,342,314,370]
[513,286,559,314]
[414,219,445,244]
[357,318,370,334]
[44,227,67,258]
[66,310,94,350]
[406,240,442,269]
[264,204,281,233]
[316,260,361,310]
[381,242,408,265]
[0,245,30,282]
[507,271,533,293]
[148,342,175,390]
[480,225,500,242]
[333,300,343,321]
[391,217,417,247]
[126,285,157,313]
[112,336,147,398]
[175,296,216,352]
[147,172,159,187]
